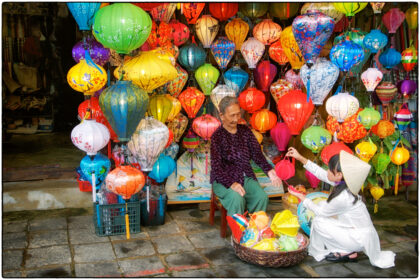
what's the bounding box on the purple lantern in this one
[72,36,110,66]
[285,69,304,89]
[397,79,417,97]
[254,60,277,92]
[270,122,291,152]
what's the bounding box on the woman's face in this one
[220,104,241,130]
[327,169,343,182]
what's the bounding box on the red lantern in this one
[182,3,205,24]
[238,87,266,113]
[270,122,291,152]
[275,157,295,180]
[277,90,314,135]
[178,87,205,119]
[131,3,162,11]
[250,109,277,133]
[169,20,190,46]
[326,108,367,143]
[320,141,353,165]
[333,16,349,33]
[147,21,172,50]
[209,3,238,22]
[165,128,174,148]
[254,60,277,92]
[269,40,289,65]
[192,114,221,140]
[106,166,146,200]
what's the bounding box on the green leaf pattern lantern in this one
[301,126,332,153]
[357,107,381,130]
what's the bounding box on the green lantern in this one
[357,107,381,130]
[301,126,332,154]
[372,152,391,174]
[148,94,173,124]
[195,63,220,96]
[92,3,152,54]
[239,3,269,19]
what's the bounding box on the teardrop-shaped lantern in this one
[270,79,294,104]
[330,38,364,72]
[182,3,205,25]
[240,37,265,69]
[253,19,282,45]
[320,141,353,165]
[67,3,101,31]
[71,120,110,156]
[361,68,383,92]
[80,153,111,188]
[363,29,388,54]
[238,87,266,113]
[165,94,182,123]
[168,113,189,142]
[150,3,177,23]
[401,45,418,72]
[106,165,146,200]
[225,18,249,51]
[280,26,304,70]
[209,3,238,21]
[195,63,220,95]
[148,94,173,123]
[210,37,235,70]
[301,126,332,154]
[192,114,221,140]
[376,82,397,106]
[370,3,385,14]
[326,92,359,122]
[371,120,395,139]
[394,103,413,131]
[382,8,405,34]
[211,84,236,112]
[301,3,344,23]
[223,65,249,96]
[67,60,107,95]
[405,5,418,30]
[149,154,176,183]
[178,87,206,119]
[178,41,206,71]
[271,3,300,20]
[254,61,277,92]
[146,21,173,49]
[169,20,190,46]
[269,40,289,65]
[239,3,269,19]
[355,139,377,162]
[195,15,219,48]
[72,36,110,66]
[163,64,188,98]
[357,107,381,130]
[270,122,292,152]
[379,47,402,69]
[333,2,368,17]
[250,109,277,133]
[285,69,304,89]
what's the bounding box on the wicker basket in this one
[231,234,309,267]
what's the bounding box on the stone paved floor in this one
[2,196,418,278]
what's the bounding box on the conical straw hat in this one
[340,150,371,195]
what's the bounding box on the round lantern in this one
[394,103,413,131]
[194,15,219,48]
[162,64,188,98]
[72,36,110,66]
[326,109,367,143]
[390,144,410,195]
[149,154,176,183]
[209,3,238,21]
[285,69,304,89]
[370,3,385,14]
[71,120,110,156]
[372,152,391,174]
[405,5,418,30]
[382,8,405,34]
[211,84,236,112]
[250,109,277,133]
[254,61,277,92]
[146,21,172,49]
[321,141,353,165]
[225,18,249,51]
[253,19,282,45]
[169,20,190,46]
[401,45,418,72]
[330,38,364,72]
[148,94,173,124]
[271,3,300,20]
[80,153,111,189]
[238,87,265,113]
[150,3,176,23]
[361,68,383,92]
[270,79,294,104]
[371,120,395,138]
[166,95,182,123]
[398,79,417,97]
[192,114,221,140]
[168,112,189,142]
[67,59,107,95]
[301,126,332,153]
[269,40,289,65]
[92,3,152,54]
[280,26,304,70]
[370,185,385,213]
[224,65,249,96]
[239,3,269,19]
[363,29,388,54]
[277,90,315,135]
[67,3,101,31]
[379,47,402,69]
[178,87,205,119]
[357,107,381,130]
[270,122,292,152]
[182,130,200,152]
[376,82,397,105]
[301,3,344,22]
[240,37,265,69]
[333,2,368,17]
[182,3,205,25]
[355,139,377,162]
[195,63,220,96]
[210,37,235,70]
[325,92,359,123]
[106,165,145,200]
[178,41,206,72]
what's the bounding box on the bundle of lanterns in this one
[66,1,417,240]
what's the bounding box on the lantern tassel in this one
[92,172,96,203]
[374,201,378,213]
[125,202,130,240]
[394,171,399,196]
[147,185,150,213]
[306,73,310,103]
[84,50,103,74]
[205,152,208,175]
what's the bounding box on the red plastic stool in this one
[209,190,228,238]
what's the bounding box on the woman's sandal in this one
[325,252,358,263]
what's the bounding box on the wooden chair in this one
[209,189,228,238]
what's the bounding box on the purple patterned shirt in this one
[210,124,273,188]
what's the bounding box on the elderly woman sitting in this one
[210,96,281,216]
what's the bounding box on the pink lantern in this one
[254,60,277,92]
[361,68,383,92]
[285,69,304,89]
[270,122,291,152]
[192,114,221,140]
[71,120,110,156]
[305,170,320,189]
[382,8,405,34]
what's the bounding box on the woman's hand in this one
[285,147,308,165]
[288,186,306,201]
[230,182,246,196]
[268,169,281,187]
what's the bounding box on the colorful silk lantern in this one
[326,92,359,123]
[150,3,176,23]
[146,21,172,49]
[148,94,173,124]
[301,126,332,153]
[372,151,391,175]
[240,37,265,69]
[370,3,385,14]
[239,3,269,19]
[305,170,321,189]
[277,90,315,135]
[149,154,176,183]
[271,3,300,20]
[251,129,263,144]
[254,61,277,92]
[164,142,179,160]
[80,153,111,190]
[225,18,249,51]
[178,41,206,71]
[379,47,402,69]
[361,68,383,92]
[211,84,236,112]
[166,94,182,122]
[192,114,221,140]
[390,143,410,195]
[405,5,418,30]
[209,3,238,21]
[333,2,368,17]
[169,20,190,46]
[67,2,101,31]
[330,38,364,72]
[301,3,344,23]
[253,19,282,45]
[371,120,395,138]
[270,122,292,152]
[250,109,277,133]
[355,139,377,162]
[376,82,397,105]
[195,63,220,96]
[178,87,205,119]
[285,69,304,89]
[357,107,381,130]
[71,120,110,156]
[280,26,304,70]
[92,3,152,54]
[224,65,249,96]
[238,87,266,113]
[99,80,149,142]
[67,59,107,95]
[370,185,384,213]
[269,40,289,65]
[182,3,205,25]
[401,45,418,72]
[72,36,110,66]
[326,109,367,143]
[163,64,188,98]
[168,112,189,142]
[320,141,353,165]
[382,8,405,34]
[398,79,417,97]
[363,29,388,54]
[132,3,162,11]
[106,165,146,200]
[270,79,294,104]
[210,37,235,70]
[195,15,219,48]
[394,103,413,131]
[182,129,200,152]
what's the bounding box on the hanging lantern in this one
[148,94,173,124]
[382,8,405,34]
[92,3,152,54]
[192,114,221,140]
[166,95,182,122]
[277,90,315,135]
[99,81,149,142]
[71,120,110,156]
[238,87,266,113]
[394,103,413,131]
[67,3,101,31]
[370,3,385,14]
[271,3,300,20]
[224,65,249,96]
[194,15,219,48]
[361,68,383,92]
[285,69,304,89]
[169,20,190,46]
[372,152,391,175]
[195,63,220,96]
[401,45,418,72]
[182,130,200,152]
[164,141,179,160]
[371,120,395,139]
[376,82,397,106]
[106,165,146,200]
[357,107,381,130]
[146,21,172,49]
[149,154,176,183]
[240,37,265,69]
[333,2,368,17]
[168,113,189,142]
[178,41,206,72]
[210,37,235,70]
[390,143,410,195]
[269,40,289,65]
[80,153,111,189]
[379,47,402,69]
[211,84,236,112]
[251,129,263,144]
[370,186,384,213]
[209,3,238,21]
[280,26,304,70]
[178,87,205,118]
[305,170,321,189]
[150,47,177,66]
[301,126,332,154]
[405,5,418,30]
[253,19,282,45]
[270,122,292,152]
[239,3,269,19]
[254,61,277,92]
[132,3,162,11]
[300,58,340,106]
[326,109,367,143]
[225,18,249,51]
[301,3,344,23]
[250,109,277,133]
[162,64,188,98]
[321,141,353,165]
[330,38,364,72]
[150,3,176,23]
[355,139,377,162]
[67,59,107,95]
[398,79,417,98]
[270,79,294,104]
[326,92,359,123]
[72,36,110,66]
[166,128,174,149]
[363,29,388,54]
[182,3,205,25]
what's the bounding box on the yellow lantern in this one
[195,15,219,48]
[390,143,410,195]
[279,26,304,70]
[405,5,418,30]
[67,60,107,95]
[370,186,384,213]
[251,129,263,144]
[148,94,173,123]
[355,139,377,162]
[150,47,176,66]
[301,3,344,23]
[114,51,177,93]
[225,18,249,51]
[333,2,368,17]
[165,94,181,122]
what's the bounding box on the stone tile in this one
[69,227,109,244]
[73,242,115,263]
[152,273,170,277]
[396,240,418,255]
[29,218,67,231]
[381,244,408,254]
[2,232,27,249]
[165,251,208,271]
[313,263,357,277]
[25,265,72,277]
[188,230,228,249]
[118,256,165,277]
[152,235,194,254]
[75,262,122,277]
[3,270,22,277]
[145,221,180,237]
[259,264,312,277]
[177,220,215,232]
[343,258,406,277]
[301,255,330,267]
[113,239,156,259]
[68,215,94,230]
[172,268,217,277]
[2,250,23,270]
[29,230,68,248]
[26,245,71,268]
[213,263,269,277]
[3,220,27,233]
[169,209,208,221]
[382,231,413,243]
[200,247,244,266]
[394,252,418,277]
[109,231,148,241]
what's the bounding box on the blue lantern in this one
[363,29,388,54]
[80,153,111,189]
[178,42,206,72]
[379,47,402,69]
[224,65,249,96]
[99,80,149,142]
[149,154,176,183]
[330,38,365,72]
[67,3,101,31]
[210,37,235,70]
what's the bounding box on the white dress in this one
[302,160,396,269]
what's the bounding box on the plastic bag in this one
[252,238,280,252]
[240,227,260,248]
[248,211,270,231]
[278,234,299,251]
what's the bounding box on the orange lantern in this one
[371,120,395,139]
[150,3,177,23]
[147,21,172,50]
[238,87,266,113]
[225,18,249,51]
[209,3,238,21]
[279,26,304,70]
[167,112,189,142]
[178,87,205,119]
[390,143,410,195]
[166,128,174,148]
[250,109,277,133]
[253,19,282,45]
[182,3,205,24]
[326,108,366,144]
[269,40,289,65]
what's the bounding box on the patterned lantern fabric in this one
[269,40,289,65]
[361,68,383,92]
[67,59,107,95]
[401,45,418,72]
[210,37,235,69]
[162,64,188,98]
[402,154,416,187]
[357,107,381,130]
[150,3,176,23]
[254,61,277,92]
[182,3,205,24]
[147,21,172,49]
[253,19,282,45]
[370,2,385,14]
[376,82,397,105]
[379,47,402,69]
[71,120,110,156]
[330,38,364,72]
[270,79,294,104]
[371,120,395,138]
[240,37,265,69]
[72,36,110,66]
[169,20,190,46]
[355,139,378,163]
[326,109,367,143]
[285,69,304,89]
[382,8,405,34]
[301,126,332,154]
[178,87,205,119]
[224,65,249,96]
[211,84,236,112]
[238,87,266,113]
[325,92,359,122]
[394,103,413,131]
[280,26,305,70]
[192,114,221,140]
[195,15,219,48]
[167,113,189,142]
[225,18,249,51]
[363,29,388,54]
[250,109,277,133]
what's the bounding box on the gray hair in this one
[219,96,239,114]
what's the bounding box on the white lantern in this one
[240,37,265,69]
[194,15,219,48]
[326,92,359,122]
[210,84,236,112]
[361,68,383,92]
[128,117,169,172]
[71,120,110,156]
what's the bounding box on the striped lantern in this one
[182,130,200,152]
[375,82,397,105]
[225,18,250,51]
[195,15,219,48]
[192,114,221,140]
[394,103,413,131]
[253,19,282,45]
[401,45,418,72]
